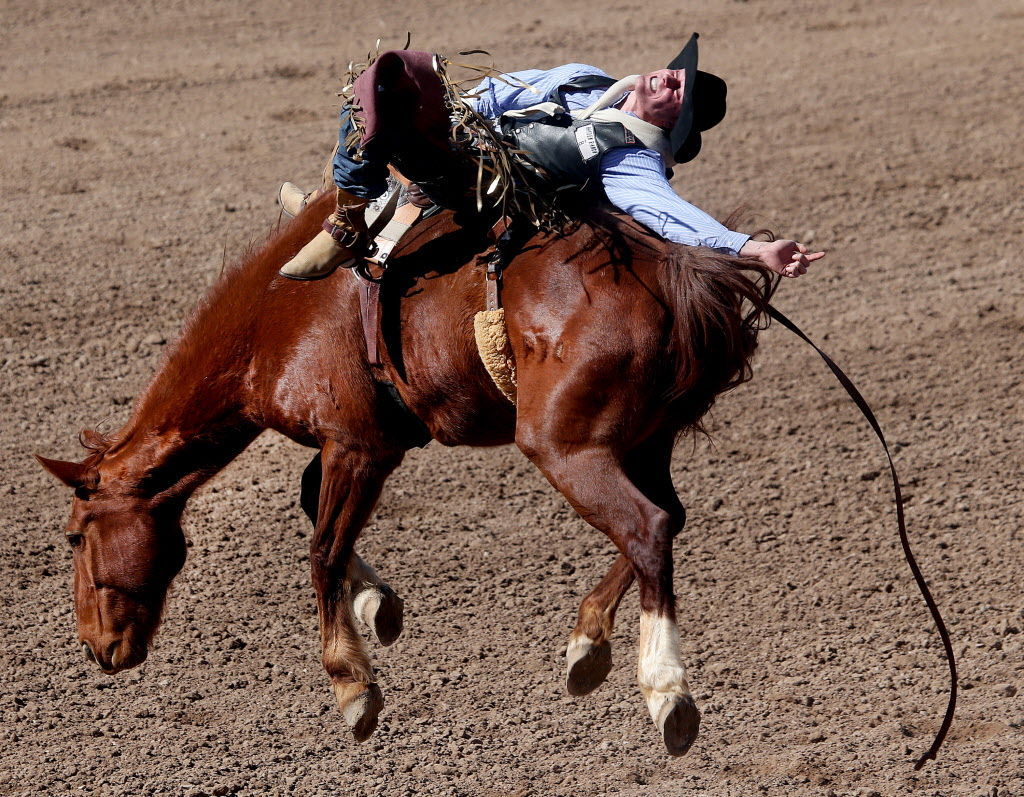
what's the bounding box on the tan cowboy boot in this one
[279,188,369,280]
[278,143,340,218]
[278,182,315,218]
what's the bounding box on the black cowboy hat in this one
[666,33,728,164]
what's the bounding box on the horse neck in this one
[98,241,286,505]
[100,418,258,510]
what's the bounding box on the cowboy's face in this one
[623,68,685,128]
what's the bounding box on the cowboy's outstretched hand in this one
[739,239,826,278]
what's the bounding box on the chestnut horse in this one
[37,190,772,754]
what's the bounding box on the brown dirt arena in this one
[2,0,1022,793]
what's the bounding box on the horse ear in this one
[36,455,90,488]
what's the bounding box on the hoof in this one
[657,693,700,756]
[353,585,404,646]
[335,682,384,742]
[565,636,612,696]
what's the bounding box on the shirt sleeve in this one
[467,69,546,118]
[599,148,750,255]
[467,64,613,118]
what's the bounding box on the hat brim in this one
[666,33,728,163]
[666,33,700,159]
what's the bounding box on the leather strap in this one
[357,273,382,366]
[768,305,956,770]
[484,216,513,312]
[368,202,423,267]
[490,216,511,240]
[485,256,502,311]
[365,185,402,238]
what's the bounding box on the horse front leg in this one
[567,437,685,696]
[301,452,404,646]
[308,441,403,741]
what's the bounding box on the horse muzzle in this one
[81,636,146,674]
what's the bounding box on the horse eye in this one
[65,531,84,548]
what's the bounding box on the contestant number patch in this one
[575,124,600,161]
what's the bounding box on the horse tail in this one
[656,244,777,430]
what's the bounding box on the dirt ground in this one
[2,0,1023,794]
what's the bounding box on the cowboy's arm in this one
[601,148,824,277]
[468,64,614,117]
[599,148,751,253]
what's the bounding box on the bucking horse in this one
[37,189,953,763]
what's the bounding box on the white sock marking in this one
[637,611,690,723]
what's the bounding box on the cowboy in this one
[278,37,824,280]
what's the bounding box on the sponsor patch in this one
[575,124,600,161]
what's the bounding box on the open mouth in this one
[650,76,659,92]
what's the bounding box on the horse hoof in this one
[657,694,700,756]
[565,636,612,696]
[353,585,404,646]
[335,682,384,742]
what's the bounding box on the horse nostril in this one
[82,642,98,664]
[105,640,121,669]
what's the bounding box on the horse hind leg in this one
[518,422,697,755]
[637,609,696,755]
[308,442,403,741]
[301,452,404,646]
[566,554,631,696]
[628,438,693,755]
[566,436,685,699]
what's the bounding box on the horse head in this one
[36,438,187,674]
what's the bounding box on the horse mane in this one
[167,211,312,366]
[74,200,328,465]
[149,202,328,408]
[656,242,776,433]
[76,428,115,468]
